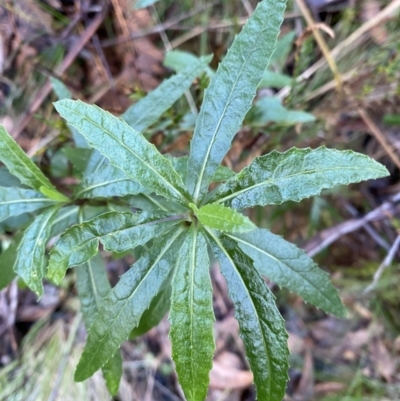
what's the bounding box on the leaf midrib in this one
[0,198,56,206]
[75,177,137,198]
[77,227,184,378]
[62,104,188,205]
[189,225,197,397]
[216,164,384,205]
[206,229,272,396]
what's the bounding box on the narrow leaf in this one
[134,0,160,10]
[54,100,190,206]
[249,96,315,125]
[0,186,57,223]
[211,147,389,209]
[122,55,212,131]
[102,352,123,396]
[208,231,289,401]
[228,229,347,317]
[75,254,122,394]
[186,0,287,202]
[169,226,215,401]
[0,231,24,290]
[129,277,171,339]
[47,211,182,284]
[168,156,234,183]
[14,205,61,297]
[164,50,214,78]
[74,162,146,199]
[192,203,255,233]
[74,228,186,382]
[0,125,66,199]
[51,77,89,148]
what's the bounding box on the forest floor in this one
[1,0,400,400]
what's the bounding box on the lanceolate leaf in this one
[129,277,172,339]
[0,125,67,201]
[74,228,186,382]
[122,55,212,132]
[14,205,61,297]
[74,162,146,199]
[51,77,89,148]
[186,0,287,202]
[168,156,234,183]
[0,231,24,290]
[208,231,289,401]
[192,203,256,233]
[54,100,190,206]
[169,226,215,401]
[210,147,389,209]
[0,187,57,222]
[227,229,347,317]
[47,211,183,284]
[75,254,122,395]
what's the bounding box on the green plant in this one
[0,1,388,400]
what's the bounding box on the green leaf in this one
[129,277,171,339]
[208,231,289,401]
[102,352,123,396]
[258,71,292,89]
[47,211,183,284]
[75,254,122,395]
[227,229,347,317]
[63,147,93,176]
[134,0,160,9]
[168,156,234,183]
[0,231,24,290]
[0,187,57,223]
[0,125,66,200]
[164,50,214,78]
[169,226,215,401]
[249,97,315,125]
[51,77,89,148]
[14,205,61,297]
[74,162,146,199]
[122,55,212,132]
[186,0,287,202]
[192,203,255,233]
[211,147,389,209]
[74,227,186,382]
[54,100,190,206]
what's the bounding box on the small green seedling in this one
[0,0,388,399]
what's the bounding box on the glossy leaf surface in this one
[211,147,389,209]
[169,226,214,401]
[228,229,346,317]
[209,232,289,401]
[14,206,60,296]
[0,187,57,222]
[192,203,256,233]
[54,100,190,206]
[0,126,67,200]
[74,228,186,381]
[48,211,181,284]
[186,0,287,202]
[75,254,122,395]
[74,162,146,199]
[122,55,212,131]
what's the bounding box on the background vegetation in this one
[1,0,400,400]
